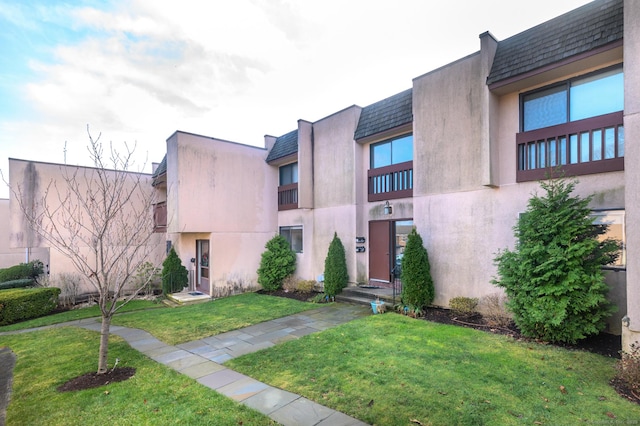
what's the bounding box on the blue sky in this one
[0,0,591,198]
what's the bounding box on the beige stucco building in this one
[4,0,638,348]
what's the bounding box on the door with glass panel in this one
[196,239,209,294]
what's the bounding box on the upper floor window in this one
[371,135,413,168]
[279,162,298,186]
[522,66,623,132]
[516,66,624,182]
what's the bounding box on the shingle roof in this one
[266,129,298,163]
[487,0,623,86]
[354,88,413,141]
[152,155,167,177]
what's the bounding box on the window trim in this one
[280,225,303,253]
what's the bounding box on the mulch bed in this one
[57,367,136,392]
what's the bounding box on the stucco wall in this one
[166,132,278,293]
[8,159,164,295]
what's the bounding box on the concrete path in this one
[2,303,371,426]
[0,347,16,426]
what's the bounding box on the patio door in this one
[196,239,210,294]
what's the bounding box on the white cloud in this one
[0,0,592,198]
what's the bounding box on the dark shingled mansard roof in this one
[487,0,623,86]
[152,155,167,178]
[266,129,298,163]
[354,88,413,141]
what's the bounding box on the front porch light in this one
[384,201,393,215]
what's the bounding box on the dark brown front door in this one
[369,221,391,282]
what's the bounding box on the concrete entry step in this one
[336,285,400,307]
[165,291,212,306]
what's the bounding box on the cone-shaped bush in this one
[401,228,434,308]
[257,234,296,291]
[493,178,619,344]
[162,247,188,294]
[324,232,349,298]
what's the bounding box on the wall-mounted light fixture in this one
[384,201,393,215]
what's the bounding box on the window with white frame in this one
[592,209,625,268]
[280,226,303,253]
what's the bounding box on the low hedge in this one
[0,279,36,290]
[0,287,61,326]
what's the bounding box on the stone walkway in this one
[1,303,371,426]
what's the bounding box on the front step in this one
[336,286,400,307]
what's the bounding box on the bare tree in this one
[8,128,162,374]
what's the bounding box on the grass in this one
[111,292,316,345]
[0,299,162,332]
[227,314,640,425]
[0,327,276,426]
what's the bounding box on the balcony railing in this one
[368,161,413,202]
[516,111,624,182]
[153,202,167,233]
[278,183,298,211]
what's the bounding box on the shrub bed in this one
[0,287,61,325]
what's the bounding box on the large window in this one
[279,162,298,185]
[370,135,413,168]
[516,66,624,182]
[522,66,623,132]
[368,134,413,201]
[280,226,303,253]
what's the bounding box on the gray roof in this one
[152,154,167,178]
[354,88,413,141]
[487,0,623,86]
[266,129,298,163]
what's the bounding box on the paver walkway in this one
[1,303,371,426]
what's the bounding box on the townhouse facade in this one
[151,0,637,348]
[5,0,638,349]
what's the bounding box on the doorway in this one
[196,239,210,294]
[368,219,413,285]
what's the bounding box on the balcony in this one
[278,183,298,211]
[153,201,167,233]
[516,111,624,182]
[368,161,413,202]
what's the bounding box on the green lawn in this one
[111,292,316,345]
[227,314,640,425]
[0,299,162,332]
[0,327,276,426]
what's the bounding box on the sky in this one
[0,0,593,198]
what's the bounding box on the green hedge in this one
[0,287,61,326]
[0,279,36,290]
[0,261,44,284]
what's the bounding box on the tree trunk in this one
[97,315,111,374]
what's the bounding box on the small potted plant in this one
[371,298,385,314]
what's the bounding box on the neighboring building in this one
[7,158,164,295]
[6,0,638,350]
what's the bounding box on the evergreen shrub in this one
[323,232,348,298]
[401,228,434,309]
[161,248,189,294]
[257,235,296,291]
[492,178,620,344]
[0,279,36,290]
[0,260,44,284]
